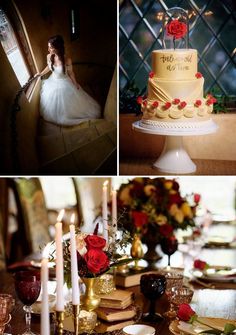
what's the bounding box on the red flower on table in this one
[136,96,143,105]
[149,71,155,78]
[84,248,109,274]
[179,101,187,109]
[193,259,208,271]
[159,224,174,237]
[177,304,236,334]
[173,98,180,105]
[194,100,202,107]
[177,303,196,321]
[85,235,106,250]
[152,101,159,108]
[166,19,187,40]
[164,102,172,110]
[132,211,148,228]
[195,72,203,79]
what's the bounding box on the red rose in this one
[194,100,202,107]
[195,72,202,79]
[166,19,187,40]
[194,259,207,270]
[159,224,174,237]
[152,101,159,108]
[149,71,155,78]
[177,303,196,321]
[85,235,106,250]
[137,96,143,105]
[132,211,148,228]
[179,101,187,109]
[143,100,147,106]
[84,249,109,274]
[194,193,201,203]
[173,98,180,105]
[169,193,182,205]
[164,102,172,109]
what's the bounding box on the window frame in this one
[0,1,37,99]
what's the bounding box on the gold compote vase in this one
[80,277,101,311]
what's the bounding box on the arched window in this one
[0,2,36,94]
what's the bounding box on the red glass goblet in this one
[160,236,178,268]
[14,271,41,335]
[140,273,166,323]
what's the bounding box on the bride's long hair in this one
[48,35,65,73]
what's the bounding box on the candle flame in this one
[70,213,75,224]
[57,209,65,222]
[103,180,109,187]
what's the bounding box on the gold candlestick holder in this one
[73,304,80,335]
[55,311,64,335]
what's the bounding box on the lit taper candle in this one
[69,213,80,305]
[55,209,65,311]
[40,257,50,335]
[102,180,109,243]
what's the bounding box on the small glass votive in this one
[171,287,194,309]
[95,274,116,295]
[78,309,97,334]
[0,295,14,335]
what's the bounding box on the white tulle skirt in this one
[40,73,101,126]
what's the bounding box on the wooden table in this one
[1,224,236,334]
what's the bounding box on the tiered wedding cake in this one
[139,48,216,129]
[137,10,216,130]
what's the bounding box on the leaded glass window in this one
[119,0,236,109]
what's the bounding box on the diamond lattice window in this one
[119,0,236,107]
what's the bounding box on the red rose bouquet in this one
[177,303,236,334]
[117,177,198,244]
[59,225,133,285]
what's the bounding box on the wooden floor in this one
[119,159,236,175]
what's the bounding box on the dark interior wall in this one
[0,0,116,174]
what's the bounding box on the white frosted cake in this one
[139,49,216,129]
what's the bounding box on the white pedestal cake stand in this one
[132,119,218,174]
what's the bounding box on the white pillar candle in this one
[112,189,117,244]
[55,221,64,311]
[102,180,109,243]
[70,214,80,305]
[40,258,50,335]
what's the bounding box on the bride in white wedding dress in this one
[38,35,101,126]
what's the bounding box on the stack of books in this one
[115,269,154,288]
[95,289,136,332]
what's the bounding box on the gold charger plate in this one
[169,317,236,335]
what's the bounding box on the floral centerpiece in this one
[117,177,200,261]
[50,224,132,311]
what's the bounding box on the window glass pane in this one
[0,9,30,86]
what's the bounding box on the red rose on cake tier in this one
[195,72,202,79]
[149,71,155,78]
[152,101,159,108]
[136,96,143,105]
[194,100,202,107]
[164,102,172,109]
[84,248,110,274]
[85,235,106,250]
[166,19,187,39]
[173,98,180,105]
[179,101,187,109]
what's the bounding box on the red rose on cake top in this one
[166,19,187,39]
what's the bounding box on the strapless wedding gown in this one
[40,63,101,126]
